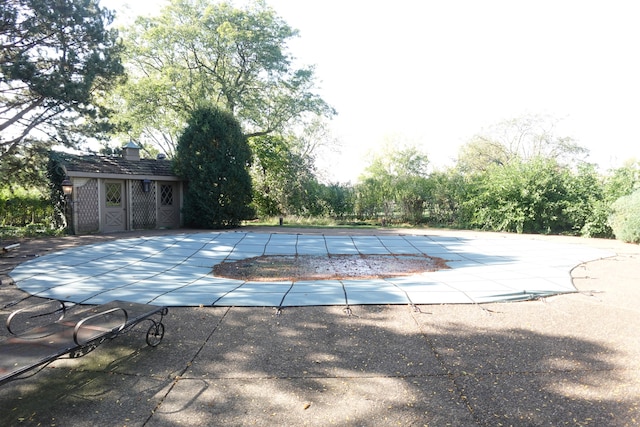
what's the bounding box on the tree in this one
[173,106,254,228]
[316,182,354,219]
[112,0,334,156]
[356,142,430,223]
[249,134,324,217]
[424,168,467,226]
[0,0,124,184]
[456,137,510,173]
[457,114,589,173]
[564,163,611,237]
[576,159,640,239]
[603,159,640,203]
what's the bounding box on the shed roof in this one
[56,152,178,180]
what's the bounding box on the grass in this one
[243,215,439,230]
[244,215,381,229]
[0,224,66,241]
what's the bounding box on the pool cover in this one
[8,232,615,307]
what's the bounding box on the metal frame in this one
[0,300,168,386]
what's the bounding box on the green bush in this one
[580,200,613,238]
[461,158,577,234]
[609,190,640,243]
[0,187,55,227]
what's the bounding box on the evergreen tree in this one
[1,0,124,185]
[173,107,254,228]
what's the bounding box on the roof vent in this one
[157,153,167,160]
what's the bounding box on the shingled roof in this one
[56,152,177,178]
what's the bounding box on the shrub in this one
[462,158,574,234]
[0,187,55,227]
[609,189,640,243]
[580,200,614,238]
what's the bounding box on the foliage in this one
[457,114,588,174]
[580,200,614,238]
[0,225,64,240]
[355,143,430,223]
[173,106,254,228]
[609,189,640,243]
[456,137,510,174]
[316,183,355,219]
[564,163,612,238]
[448,115,616,236]
[112,0,334,155]
[246,215,378,229]
[423,169,467,226]
[249,131,347,218]
[0,151,75,235]
[396,175,433,224]
[0,186,54,227]
[602,160,640,202]
[250,134,311,216]
[461,158,578,234]
[576,160,640,238]
[0,144,50,189]
[310,153,633,237]
[354,176,384,219]
[46,151,69,229]
[0,0,125,185]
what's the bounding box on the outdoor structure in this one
[54,142,183,234]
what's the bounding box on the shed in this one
[54,143,184,234]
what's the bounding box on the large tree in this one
[0,0,124,184]
[457,114,589,174]
[249,133,322,217]
[112,0,334,156]
[173,106,254,228]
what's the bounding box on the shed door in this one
[157,182,180,228]
[103,181,127,232]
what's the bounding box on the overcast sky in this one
[104,0,640,182]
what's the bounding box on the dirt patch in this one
[212,254,450,282]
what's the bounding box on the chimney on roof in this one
[122,140,140,161]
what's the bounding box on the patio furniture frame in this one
[0,299,167,386]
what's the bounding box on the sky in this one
[103,0,640,182]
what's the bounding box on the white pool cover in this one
[9,232,615,307]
